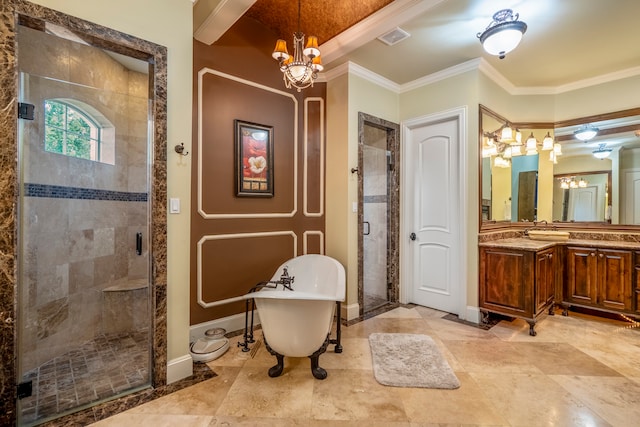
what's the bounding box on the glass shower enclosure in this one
[16,23,152,425]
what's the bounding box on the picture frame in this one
[234,119,274,197]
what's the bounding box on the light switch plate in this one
[170,198,180,214]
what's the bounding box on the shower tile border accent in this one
[364,195,387,204]
[0,1,168,424]
[24,183,148,202]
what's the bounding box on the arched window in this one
[44,99,115,164]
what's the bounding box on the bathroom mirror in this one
[479,105,640,230]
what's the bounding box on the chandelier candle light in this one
[272,0,323,91]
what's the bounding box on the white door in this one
[404,115,462,315]
[568,186,598,221]
[623,170,640,224]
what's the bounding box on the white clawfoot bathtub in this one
[252,254,345,379]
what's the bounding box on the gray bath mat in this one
[369,333,460,389]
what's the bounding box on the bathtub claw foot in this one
[268,354,285,378]
[310,356,327,380]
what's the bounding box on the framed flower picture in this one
[234,119,274,197]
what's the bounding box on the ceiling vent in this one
[377,27,411,46]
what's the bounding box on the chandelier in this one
[272,0,323,92]
[574,124,599,141]
[477,9,527,59]
[593,143,612,159]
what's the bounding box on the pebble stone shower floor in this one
[19,329,150,425]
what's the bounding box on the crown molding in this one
[553,65,640,94]
[400,58,483,93]
[320,62,401,93]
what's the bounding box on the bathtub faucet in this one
[277,266,294,290]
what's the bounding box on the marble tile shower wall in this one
[18,25,150,373]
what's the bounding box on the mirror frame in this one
[479,104,640,232]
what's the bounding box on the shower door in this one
[16,24,152,425]
[359,113,400,315]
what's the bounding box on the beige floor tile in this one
[471,372,612,427]
[426,317,499,341]
[128,366,240,415]
[89,308,638,427]
[515,342,623,376]
[376,307,423,319]
[398,372,508,425]
[571,331,640,378]
[412,305,448,319]
[342,318,432,338]
[215,365,315,419]
[91,413,215,426]
[205,334,259,368]
[320,337,373,370]
[310,369,409,422]
[550,374,640,427]
[443,340,543,374]
[208,416,317,426]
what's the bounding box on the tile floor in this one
[21,330,150,425]
[91,306,640,426]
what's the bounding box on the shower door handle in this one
[363,221,371,236]
[136,232,142,255]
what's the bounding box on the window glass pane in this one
[45,126,63,153]
[44,100,102,162]
[66,108,91,138]
[44,101,64,128]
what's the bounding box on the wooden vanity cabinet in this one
[634,252,640,313]
[564,247,633,313]
[479,246,555,336]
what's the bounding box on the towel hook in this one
[174,143,189,156]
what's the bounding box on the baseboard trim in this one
[190,311,261,343]
[343,303,360,321]
[465,306,480,324]
[166,354,193,384]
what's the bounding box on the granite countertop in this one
[479,237,640,251]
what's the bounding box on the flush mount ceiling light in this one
[593,143,612,159]
[272,0,323,92]
[477,9,527,59]
[574,124,599,141]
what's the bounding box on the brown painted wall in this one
[191,16,326,325]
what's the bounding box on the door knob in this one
[409,232,416,241]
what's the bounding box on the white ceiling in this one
[321,0,640,90]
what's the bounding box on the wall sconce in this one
[541,132,554,150]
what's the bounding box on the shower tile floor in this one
[90,306,640,427]
[20,329,149,425]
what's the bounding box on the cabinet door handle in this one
[591,252,595,256]
[548,254,553,259]
[599,254,604,258]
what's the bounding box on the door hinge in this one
[17,380,33,399]
[18,102,35,120]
